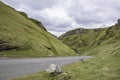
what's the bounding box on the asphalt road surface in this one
[0,56,92,80]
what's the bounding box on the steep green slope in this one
[0,1,76,57]
[59,24,120,54]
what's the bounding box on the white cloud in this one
[38,6,78,32]
[1,0,120,36]
[39,7,71,23]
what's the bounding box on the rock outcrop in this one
[115,19,120,26]
[60,28,86,38]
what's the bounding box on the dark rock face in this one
[117,19,120,25]
[72,48,80,54]
[29,18,47,31]
[0,39,22,51]
[115,19,120,26]
[0,44,20,51]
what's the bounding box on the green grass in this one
[11,72,75,80]
[11,41,120,80]
[0,1,76,57]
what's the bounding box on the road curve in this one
[0,56,92,80]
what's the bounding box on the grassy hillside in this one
[13,22,120,80]
[0,1,76,57]
[59,25,120,54]
[12,42,120,80]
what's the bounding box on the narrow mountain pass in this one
[0,56,92,80]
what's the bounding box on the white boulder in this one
[46,64,62,74]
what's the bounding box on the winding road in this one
[0,56,92,80]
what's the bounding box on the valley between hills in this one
[0,1,119,80]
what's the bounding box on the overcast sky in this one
[2,0,120,36]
